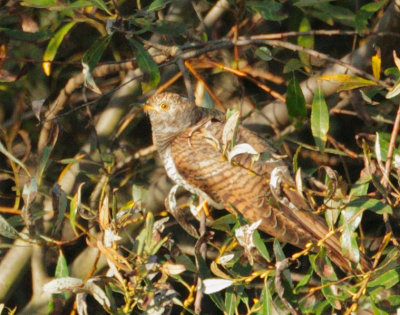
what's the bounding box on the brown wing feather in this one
[171,119,370,272]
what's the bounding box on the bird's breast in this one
[160,145,224,209]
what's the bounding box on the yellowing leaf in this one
[371,53,381,80]
[393,50,400,71]
[318,74,377,91]
[42,21,77,76]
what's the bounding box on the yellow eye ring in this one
[159,102,169,111]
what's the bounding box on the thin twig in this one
[380,102,400,247]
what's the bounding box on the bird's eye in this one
[159,102,170,111]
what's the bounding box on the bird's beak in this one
[143,104,158,113]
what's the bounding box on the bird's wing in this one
[171,120,371,272]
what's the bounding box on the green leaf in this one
[224,288,239,315]
[148,0,172,12]
[286,75,307,119]
[20,0,56,7]
[245,1,286,21]
[311,86,329,152]
[361,0,389,12]
[355,10,372,34]
[128,39,160,92]
[294,0,333,7]
[368,268,400,296]
[297,17,314,71]
[255,47,272,61]
[82,34,113,71]
[256,281,272,315]
[283,58,304,73]
[55,250,69,278]
[253,230,271,262]
[0,214,20,239]
[37,145,52,186]
[43,21,78,76]
[340,224,360,264]
[370,298,390,315]
[346,198,392,214]
[321,279,342,310]
[316,3,355,27]
[294,267,313,292]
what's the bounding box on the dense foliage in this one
[0,0,400,314]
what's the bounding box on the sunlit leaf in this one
[55,250,69,279]
[44,277,83,294]
[228,143,259,162]
[367,268,400,296]
[386,79,400,99]
[371,52,381,80]
[20,0,56,7]
[311,86,329,152]
[318,74,377,91]
[203,278,234,294]
[43,22,77,76]
[286,75,306,118]
[253,230,271,262]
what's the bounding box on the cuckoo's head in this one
[144,92,195,135]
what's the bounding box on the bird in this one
[144,91,370,273]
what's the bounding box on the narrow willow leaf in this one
[371,53,381,80]
[148,0,172,11]
[224,288,238,315]
[203,278,234,294]
[128,39,160,92]
[253,230,271,262]
[0,141,31,176]
[367,268,400,295]
[286,76,306,118]
[44,277,83,293]
[20,0,56,7]
[311,86,329,152]
[82,35,112,71]
[55,251,69,281]
[84,279,111,308]
[69,183,84,235]
[386,79,400,99]
[340,225,360,264]
[0,214,20,239]
[346,198,392,214]
[43,21,77,76]
[318,74,377,91]
[297,17,314,72]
